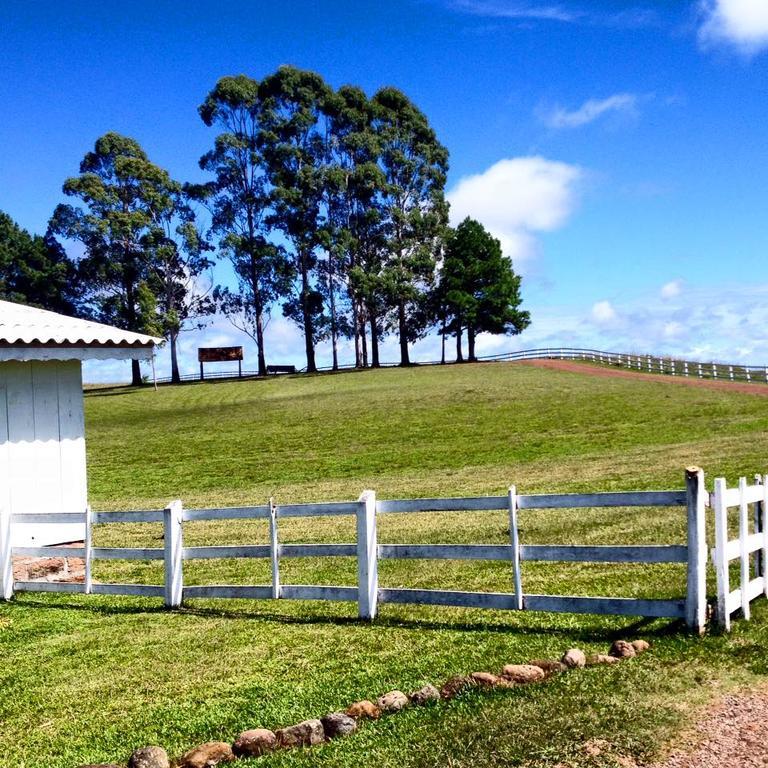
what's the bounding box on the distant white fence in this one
[1,469,713,632]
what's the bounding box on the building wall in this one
[0,360,87,546]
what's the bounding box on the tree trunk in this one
[468,327,476,362]
[329,265,338,372]
[398,299,410,366]
[300,252,316,373]
[170,332,180,384]
[370,311,379,368]
[353,299,361,368]
[131,359,142,386]
[456,322,464,363]
[440,309,447,365]
[255,307,267,377]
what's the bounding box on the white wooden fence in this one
[711,475,768,631]
[0,469,712,632]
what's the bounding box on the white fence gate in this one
[711,475,768,631]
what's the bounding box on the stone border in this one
[77,639,651,768]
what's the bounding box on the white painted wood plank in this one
[182,545,271,560]
[280,584,358,602]
[183,585,273,600]
[92,547,164,560]
[56,361,87,519]
[183,506,270,521]
[762,475,768,598]
[686,467,708,633]
[13,546,86,558]
[13,580,85,593]
[94,510,164,524]
[276,501,359,518]
[713,477,731,631]
[0,504,11,600]
[377,496,507,513]
[280,544,357,558]
[378,588,519,610]
[517,490,686,509]
[524,594,686,619]
[84,505,93,594]
[11,512,87,524]
[378,544,513,560]
[509,487,523,610]
[269,497,280,599]
[520,544,688,563]
[739,478,751,620]
[31,362,62,516]
[357,490,378,619]
[721,533,763,561]
[164,500,183,608]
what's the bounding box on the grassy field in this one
[3,361,768,768]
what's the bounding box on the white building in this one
[0,300,160,546]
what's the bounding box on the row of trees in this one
[0,66,530,384]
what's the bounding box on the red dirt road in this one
[521,358,768,397]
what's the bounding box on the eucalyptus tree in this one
[50,132,168,385]
[143,190,215,383]
[439,217,531,362]
[0,211,81,314]
[322,84,385,368]
[198,74,287,376]
[372,87,449,366]
[257,66,333,373]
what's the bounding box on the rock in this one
[232,729,277,758]
[409,684,441,705]
[321,712,357,739]
[377,690,409,712]
[529,659,568,676]
[128,747,169,768]
[440,675,474,699]
[586,654,620,666]
[469,671,500,687]
[632,639,650,653]
[345,700,380,720]
[275,719,325,748]
[501,664,546,684]
[561,648,587,669]
[177,742,234,768]
[609,640,637,659]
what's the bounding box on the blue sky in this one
[2,0,768,382]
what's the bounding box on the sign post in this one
[197,347,244,381]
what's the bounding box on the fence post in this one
[508,486,523,610]
[357,490,378,620]
[84,504,93,595]
[164,499,183,608]
[713,477,730,630]
[762,475,768,597]
[685,467,707,633]
[269,497,280,600]
[0,506,12,601]
[738,477,751,621]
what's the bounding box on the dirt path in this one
[647,687,768,767]
[520,358,768,397]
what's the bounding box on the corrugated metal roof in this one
[0,299,162,347]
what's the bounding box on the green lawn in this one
[2,361,768,768]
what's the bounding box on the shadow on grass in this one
[10,594,683,641]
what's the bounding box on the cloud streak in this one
[540,93,640,129]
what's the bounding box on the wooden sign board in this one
[198,346,244,363]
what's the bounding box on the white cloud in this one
[591,300,618,324]
[660,279,682,299]
[699,0,768,54]
[447,156,583,267]
[541,93,639,129]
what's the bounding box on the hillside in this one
[2,361,768,768]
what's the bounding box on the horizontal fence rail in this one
[0,469,719,632]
